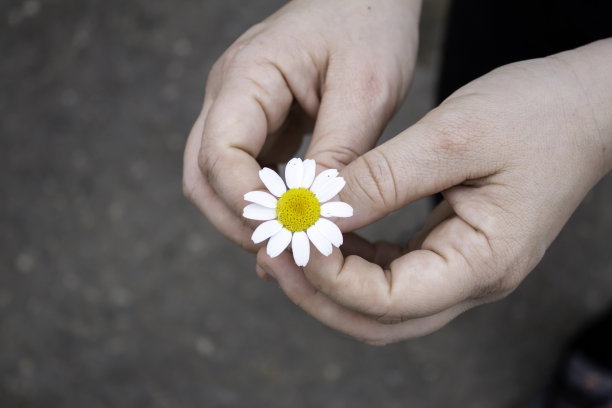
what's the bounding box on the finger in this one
[183,107,258,251]
[258,249,473,345]
[198,64,295,218]
[336,103,503,231]
[199,34,327,214]
[189,40,322,249]
[340,202,454,266]
[341,233,404,268]
[298,212,500,321]
[408,199,454,251]
[183,58,262,250]
[304,56,402,171]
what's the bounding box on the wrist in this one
[554,39,612,175]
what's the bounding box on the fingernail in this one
[256,264,276,283]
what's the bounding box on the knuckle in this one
[182,160,202,205]
[486,275,520,300]
[197,146,218,183]
[214,28,266,76]
[218,41,249,72]
[427,103,496,159]
[348,63,400,117]
[473,228,540,300]
[432,114,477,155]
[208,46,242,85]
[243,74,276,107]
[498,272,522,294]
[473,263,522,300]
[311,143,362,170]
[356,70,388,109]
[221,45,242,67]
[358,150,398,208]
[182,176,195,202]
[484,242,539,299]
[197,147,209,173]
[220,35,271,75]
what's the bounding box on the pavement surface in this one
[1,0,611,407]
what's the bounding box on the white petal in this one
[314,177,346,203]
[301,159,316,188]
[307,224,332,256]
[244,191,278,208]
[243,204,277,221]
[314,218,343,247]
[259,167,287,197]
[309,169,339,195]
[292,231,310,267]
[251,220,283,244]
[267,228,292,258]
[320,201,353,218]
[284,158,304,189]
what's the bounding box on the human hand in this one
[183,0,421,254]
[258,39,612,344]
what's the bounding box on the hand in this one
[258,39,612,345]
[183,0,421,254]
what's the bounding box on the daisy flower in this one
[242,158,353,267]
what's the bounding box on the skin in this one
[184,0,612,345]
[183,0,421,250]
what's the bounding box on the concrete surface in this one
[1,0,611,407]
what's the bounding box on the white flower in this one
[242,158,353,267]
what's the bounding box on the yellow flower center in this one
[276,188,320,232]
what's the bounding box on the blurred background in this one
[1,0,611,407]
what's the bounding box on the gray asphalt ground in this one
[1,1,611,407]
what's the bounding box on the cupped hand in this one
[258,40,612,344]
[183,0,421,252]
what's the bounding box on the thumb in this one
[337,107,498,231]
[304,58,404,171]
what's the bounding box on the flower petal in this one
[284,158,303,189]
[244,191,278,208]
[267,228,292,258]
[301,159,316,188]
[307,224,333,256]
[314,177,346,203]
[309,169,339,195]
[314,218,343,247]
[320,201,353,218]
[259,167,287,197]
[243,203,277,221]
[292,231,310,267]
[251,220,283,244]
